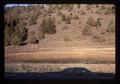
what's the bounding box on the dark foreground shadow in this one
[5,67,115,80]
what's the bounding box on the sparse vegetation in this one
[63,25,68,30]
[96,18,102,27]
[100,5,106,10]
[73,15,79,20]
[38,26,45,40]
[29,36,38,44]
[57,10,62,16]
[107,20,115,32]
[11,31,22,45]
[86,16,97,27]
[47,7,54,14]
[28,13,39,25]
[104,8,111,15]
[93,35,106,42]
[96,5,99,8]
[104,7,115,15]
[66,16,71,24]
[5,5,115,78]
[96,9,102,14]
[41,17,56,34]
[111,6,115,14]
[77,4,81,9]
[61,14,66,21]
[4,4,115,46]
[80,10,86,15]
[86,5,91,10]
[64,36,70,42]
[4,25,14,45]
[82,24,92,35]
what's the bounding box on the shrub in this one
[86,16,97,27]
[11,31,22,45]
[66,16,71,24]
[101,32,106,34]
[61,14,66,21]
[73,15,79,20]
[111,6,115,14]
[29,36,38,44]
[15,21,27,42]
[77,4,81,9]
[38,27,45,39]
[96,18,102,27]
[56,5,63,10]
[4,25,14,45]
[5,14,19,30]
[82,24,92,35]
[51,17,56,23]
[96,10,102,14]
[80,10,86,15]
[47,7,53,14]
[107,20,115,32]
[64,36,70,42]
[105,7,115,15]
[96,5,99,8]
[68,5,73,12]
[57,10,62,16]
[104,8,111,15]
[62,25,68,30]
[93,35,106,42]
[100,5,106,10]
[86,5,91,10]
[28,13,39,25]
[41,17,56,34]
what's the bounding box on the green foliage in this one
[5,14,20,30]
[11,31,22,45]
[82,24,92,35]
[41,17,56,34]
[15,21,27,42]
[104,8,111,15]
[104,7,115,15]
[29,13,39,25]
[4,25,14,45]
[107,20,115,32]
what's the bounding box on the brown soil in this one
[5,4,115,75]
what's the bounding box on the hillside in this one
[4,4,115,79]
[5,4,115,49]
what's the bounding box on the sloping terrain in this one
[5,4,115,79]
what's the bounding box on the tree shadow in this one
[5,67,115,80]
